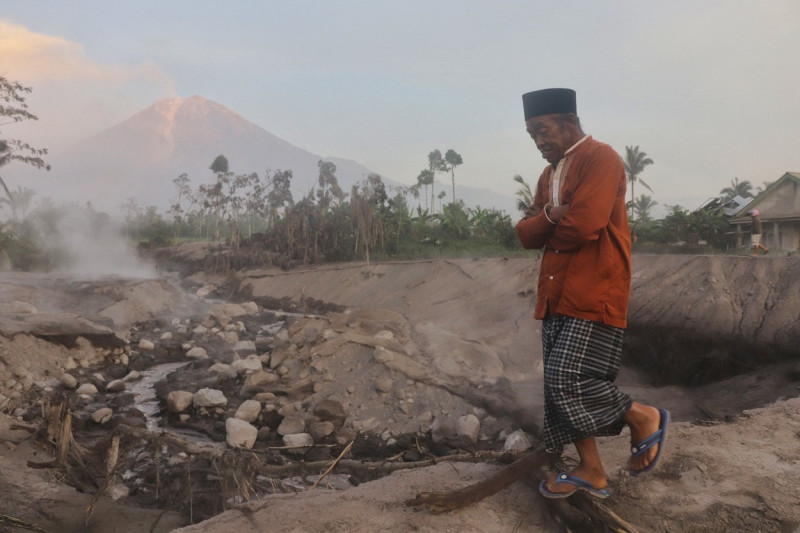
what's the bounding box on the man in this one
[748,209,769,256]
[515,88,669,499]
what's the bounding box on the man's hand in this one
[547,204,568,223]
[521,204,542,221]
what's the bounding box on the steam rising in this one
[34,205,157,279]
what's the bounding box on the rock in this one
[273,330,290,347]
[374,330,394,340]
[0,301,37,315]
[193,388,228,408]
[252,392,276,402]
[309,420,335,441]
[106,379,126,393]
[455,414,481,442]
[313,399,347,425]
[122,370,142,382]
[92,407,113,424]
[231,356,262,374]
[242,301,259,314]
[75,383,98,396]
[374,377,393,393]
[234,400,262,423]
[208,363,237,380]
[107,483,130,501]
[226,418,258,449]
[186,346,208,359]
[196,287,211,298]
[233,340,257,357]
[257,426,271,441]
[352,417,379,432]
[293,318,328,345]
[240,370,280,395]
[503,429,532,452]
[138,339,155,351]
[278,416,306,436]
[282,433,314,454]
[0,413,36,443]
[373,346,394,364]
[167,391,194,413]
[217,330,239,343]
[60,373,78,389]
[431,416,456,443]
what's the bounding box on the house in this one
[728,172,800,253]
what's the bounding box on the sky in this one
[2,0,799,217]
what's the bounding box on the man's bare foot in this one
[624,403,662,473]
[541,466,607,495]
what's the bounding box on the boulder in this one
[225,418,258,449]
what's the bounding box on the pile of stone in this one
[50,295,533,461]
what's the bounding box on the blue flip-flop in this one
[538,472,611,499]
[629,408,670,476]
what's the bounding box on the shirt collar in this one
[565,134,590,156]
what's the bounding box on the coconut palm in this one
[444,149,463,204]
[631,194,658,223]
[623,146,654,219]
[719,177,753,200]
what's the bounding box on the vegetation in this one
[623,146,654,220]
[0,76,50,220]
[719,177,753,201]
[0,78,766,270]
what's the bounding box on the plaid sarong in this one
[541,314,632,452]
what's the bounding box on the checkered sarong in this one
[541,314,632,452]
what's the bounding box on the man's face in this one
[525,114,574,164]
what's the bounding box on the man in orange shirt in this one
[515,88,669,499]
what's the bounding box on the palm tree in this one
[513,174,534,214]
[631,194,657,223]
[427,150,445,214]
[416,170,434,213]
[623,146,654,219]
[719,177,753,200]
[444,149,463,205]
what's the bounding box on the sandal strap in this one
[631,429,663,456]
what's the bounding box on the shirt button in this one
[554,250,559,254]
[549,275,554,280]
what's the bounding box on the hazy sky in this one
[2,1,799,216]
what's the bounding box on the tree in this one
[0,186,36,221]
[427,150,446,213]
[316,160,344,211]
[443,149,463,205]
[416,169,434,213]
[631,194,657,223]
[266,169,294,228]
[513,174,534,214]
[623,146,654,220]
[168,173,193,243]
[719,177,753,200]
[755,181,773,195]
[0,77,50,219]
[199,155,233,241]
[350,173,387,264]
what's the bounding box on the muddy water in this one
[127,361,190,430]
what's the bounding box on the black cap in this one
[522,88,577,120]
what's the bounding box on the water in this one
[127,362,189,431]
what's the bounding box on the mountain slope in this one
[22,96,519,216]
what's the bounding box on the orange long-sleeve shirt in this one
[515,136,631,328]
